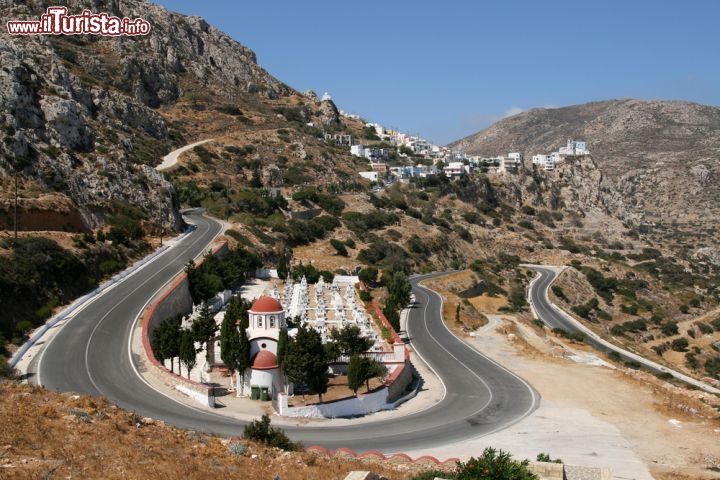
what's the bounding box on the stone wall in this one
[140,242,229,408]
[386,359,414,402]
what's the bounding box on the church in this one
[237,296,289,401]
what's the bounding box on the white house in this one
[532,153,558,170]
[508,152,523,163]
[359,171,379,182]
[544,155,556,170]
[365,147,389,161]
[558,139,589,156]
[443,161,467,177]
[350,144,365,157]
[498,153,522,173]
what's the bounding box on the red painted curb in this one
[141,242,227,389]
[304,446,459,466]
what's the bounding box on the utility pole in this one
[13,171,19,241]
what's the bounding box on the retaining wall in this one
[139,242,229,408]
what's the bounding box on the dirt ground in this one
[418,273,720,480]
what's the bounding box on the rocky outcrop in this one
[316,98,341,126]
[0,0,296,231]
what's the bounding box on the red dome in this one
[249,296,283,313]
[251,350,278,370]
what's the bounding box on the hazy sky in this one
[155,0,720,145]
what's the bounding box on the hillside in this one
[1,2,720,477]
[449,99,720,250]
[0,382,434,479]
[0,0,292,232]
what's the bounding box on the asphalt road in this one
[525,265,719,392]
[33,215,540,452]
[527,266,612,353]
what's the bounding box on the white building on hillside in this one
[443,161,467,177]
[498,152,522,173]
[350,144,365,157]
[558,139,589,156]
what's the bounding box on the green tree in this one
[330,238,348,256]
[151,315,182,373]
[222,296,251,394]
[277,328,289,371]
[387,271,412,308]
[358,267,379,287]
[347,355,365,394]
[179,329,197,379]
[192,302,218,363]
[454,447,539,480]
[383,303,401,333]
[0,332,16,379]
[329,324,373,356]
[365,358,388,391]
[220,310,241,389]
[348,355,388,394]
[236,319,251,395]
[506,284,528,312]
[284,324,329,403]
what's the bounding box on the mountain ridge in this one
[448,98,720,246]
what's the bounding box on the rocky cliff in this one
[0,0,293,231]
[450,99,720,250]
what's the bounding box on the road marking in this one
[410,277,540,439]
[125,215,228,416]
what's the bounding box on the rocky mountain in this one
[450,99,720,250]
[0,0,294,231]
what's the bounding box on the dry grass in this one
[420,271,490,336]
[0,382,443,480]
[467,294,507,314]
[287,374,385,406]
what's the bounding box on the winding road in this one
[527,265,720,395]
[30,213,540,452]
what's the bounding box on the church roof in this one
[251,350,278,370]
[249,296,283,314]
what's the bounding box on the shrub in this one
[329,238,348,256]
[711,317,720,332]
[624,360,641,369]
[660,321,679,337]
[671,338,689,352]
[453,447,539,480]
[216,104,243,116]
[536,453,563,464]
[697,322,714,335]
[227,441,247,455]
[551,285,567,301]
[705,356,720,377]
[518,219,534,230]
[652,343,669,356]
[243,414,301,451]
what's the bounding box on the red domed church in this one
[239,296,289,400]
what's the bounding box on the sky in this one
[155,0,720,145]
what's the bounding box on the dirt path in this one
[156,139,213,171]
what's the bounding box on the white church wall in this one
[175,384,215,408]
